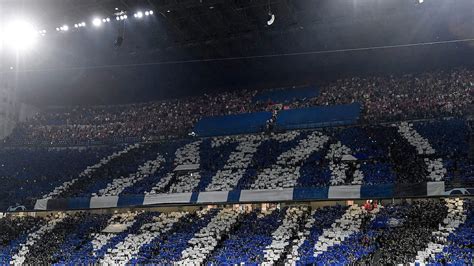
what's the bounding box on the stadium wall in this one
[33,181,454,211]
[275,103,361,130]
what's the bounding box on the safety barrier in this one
[193,112,272,137]
[34,182,448,211]
[275,103,361,130]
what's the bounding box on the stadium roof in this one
[1,0,473,105]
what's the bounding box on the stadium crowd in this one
[4,68,473,145]
[0,199,471,265]
[0,118,472,210]
[295,68,474,122]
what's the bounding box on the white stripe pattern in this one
[414,198,466,264]
[313,205,378,257]
[178,208,242,265]
[96,154,165,196]
[262,206,308,265]
[42,144,141,199]
[100,212,186,265]
[11,213,67,265]
[251,131,329,190]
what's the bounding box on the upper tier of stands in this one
[5,68,473,146]
[252,85,319,103]
[1,118,472,211]
[0,199,472,265]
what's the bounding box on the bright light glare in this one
[2,20,38,51]
[92,18,102,26]
[136,11,143,18]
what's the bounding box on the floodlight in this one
[92,18,102,27]
[3,20,38,51]
[62,25,69,31]
[149,10,153,15]
[136,11,143,18]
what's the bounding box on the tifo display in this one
[0,199,472,265]
[0,118,472,210]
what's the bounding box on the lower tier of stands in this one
[0,198,472,265]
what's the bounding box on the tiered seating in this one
[397,122,446,181]
[58,143,166,198]
[168,141,202,193]
[179,208,242,264]
[262,206,308,264]
[250,131,329,189]
[11,213,67,265]
[132,208,219,264]
[97,154,165,196]
[325,141,364,185]
[367,125,430,184]
[0,147,114,210]
[372,200,448,264]
[0,216,45,264]
[205,134,265,191]
[100,212,185,265]
[1,119,473,211]
[235,131,306,190]
[359,161,395,185]
[42,145,138,200]
[312,204,377,258]
[428,199,473,265]
[0,200,471,264]
[7,69,473,146]
[207,207,286,264]
[51,213,111,264]
[287,205,347,264]
[82,211,159,264]
[415,198,466,264]
[415,119,473,182]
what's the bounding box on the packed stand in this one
[4,68,473,146]
[0,200,472,264]
[293,68,474,122]
[6,90,260,145]
[2,119,472,210]
[0,146,115,210]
